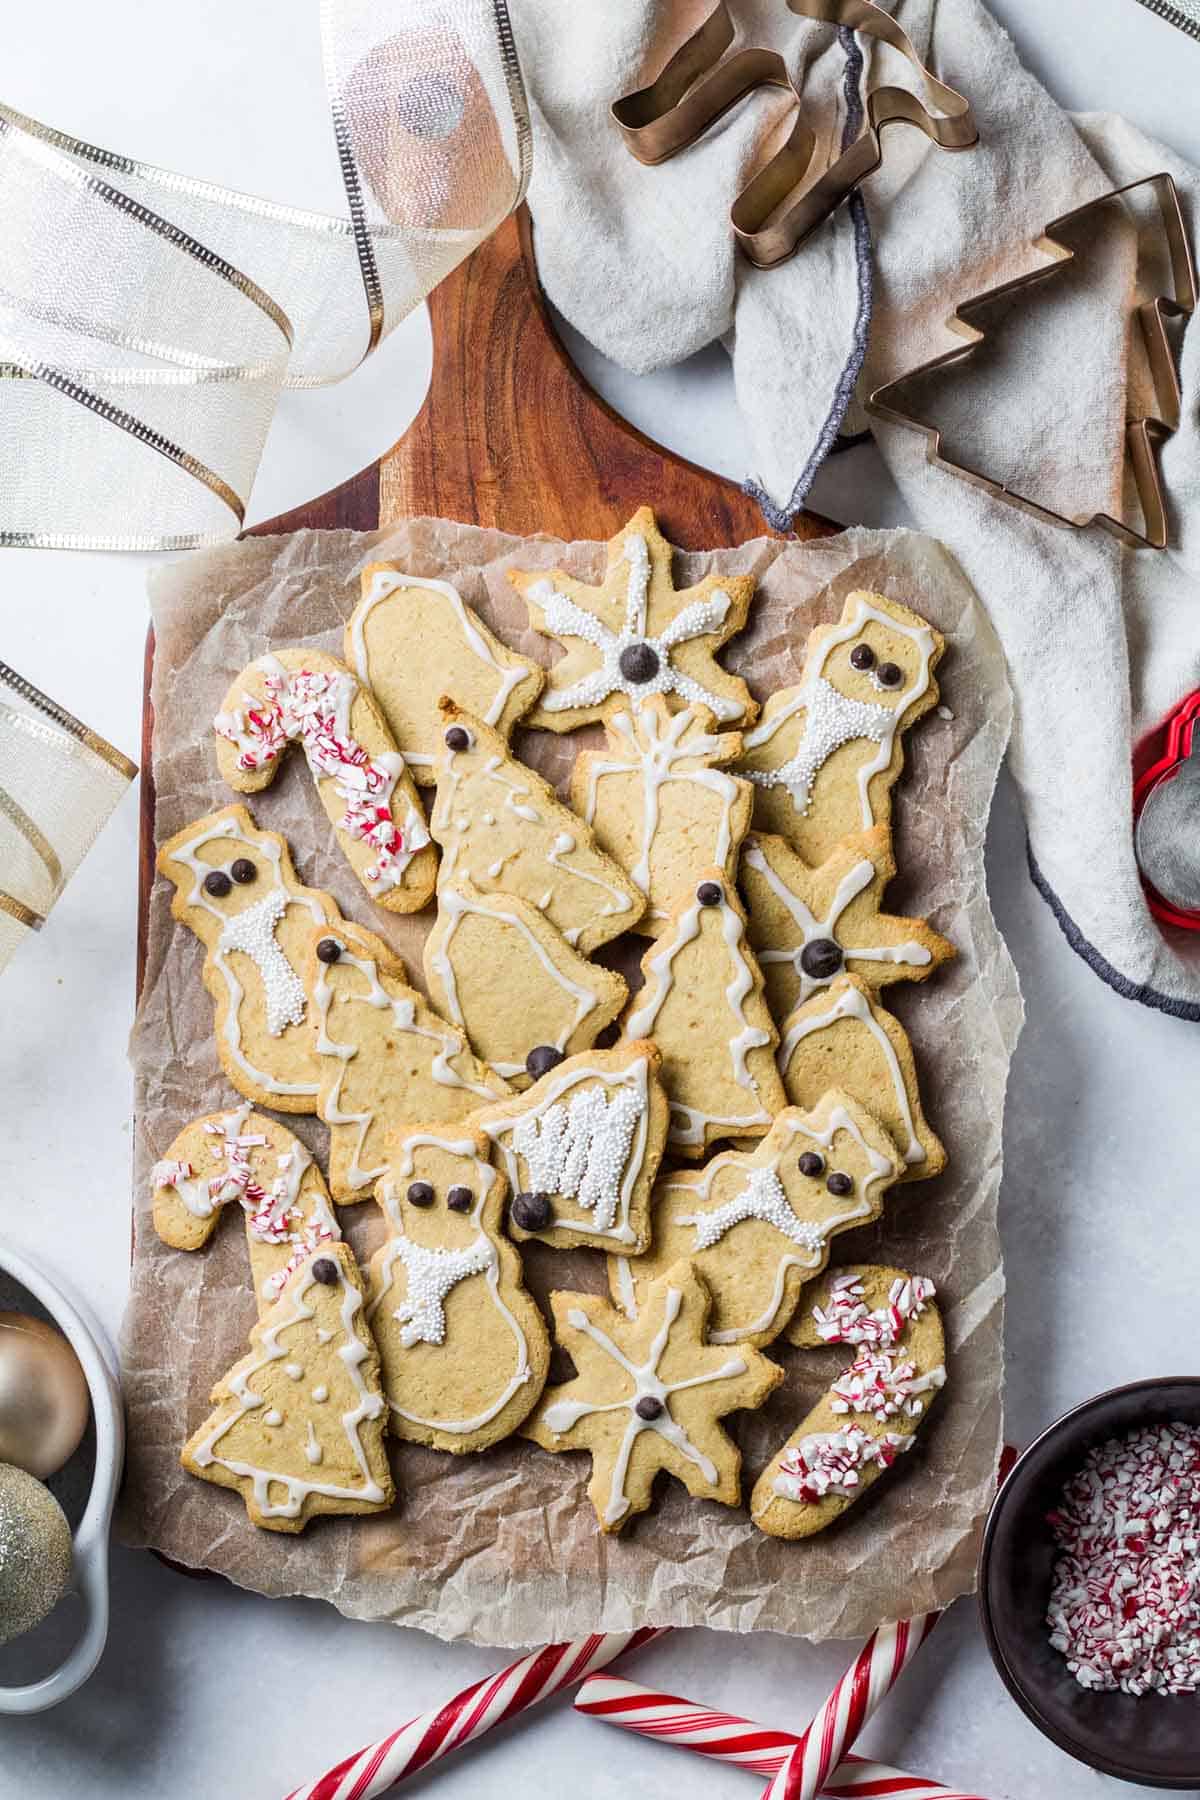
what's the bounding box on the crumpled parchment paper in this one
[120,518,1021,1647]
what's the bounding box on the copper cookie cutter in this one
[612,0,978,268]
[868,173,1197,550]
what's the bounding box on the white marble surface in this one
[3,4,1200,1797]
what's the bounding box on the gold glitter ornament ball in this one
[0,1462,72,1645]
[0,1314,90,1479]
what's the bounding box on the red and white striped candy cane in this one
[575,1674,989,1796]
[765,1614,940,1800]
[282,1628,667,1800]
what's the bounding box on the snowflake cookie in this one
[508,506,757,732]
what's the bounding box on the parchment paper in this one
[120,519,1021,1647]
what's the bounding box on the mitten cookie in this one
[477,1041,668,1254]
[367,1125,550,1452]
[508,506,756,731]
[348,564,543,783]
[431,698,643,952]
[307,920,511,1203]
[152,1104,339,1306]
[752,1266,946,1539]
[622,871,785,1157]
[523,1262,782,1533]
[213,647,437,911]
[608,1094,901,1347]
[157,804,344,1112]
[776,973,945,1181]
[571,695,753,938]
[182,1242,393,1533]
[424,879,628,1086]
[739,826,954,1022]
[735,592,944,864]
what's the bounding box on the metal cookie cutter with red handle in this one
[1134,686,1200,929]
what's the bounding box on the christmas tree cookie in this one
[307,919,511,1204]
[607,1094,901,1347]
[524,1262,782,1534]
[735,591,944,865]
[423,879,628,1087]
[213,647,437,912]
[570,695,753,938]
[348,563,543,784]
[739,825,954,1022]
[753,1265,946,1539]
[182,1242,393,1533]
[508,506,757,731]
[621,870,785,1157]
[367,1125,550,1453]
[430,697,643,953]
[157,804,345,1113]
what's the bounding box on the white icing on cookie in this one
[676,1163,825,1253]
[777,981,924,1165]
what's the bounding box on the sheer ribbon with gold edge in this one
[0,0,531,551]
[0,662,136,973]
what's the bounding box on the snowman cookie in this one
[735,591,944,866]
[524,1261,782,1534]
[213,647,437,911]
[367,1125,550,1453]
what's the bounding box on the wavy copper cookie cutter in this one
[611,0,978,269]
[867,173,1197,550]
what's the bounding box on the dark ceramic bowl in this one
[980,1378,1200,1788]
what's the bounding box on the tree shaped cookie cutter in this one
[868,173,1197,550]
[611,0,978,268]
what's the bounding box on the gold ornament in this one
[0,1462,72,1646]
[0,1314,90,1479]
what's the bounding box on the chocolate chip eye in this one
[446,1186,473,1212]
[526,1044,565,1080]
[203,869,232,898]
[311,1257,339,1285]
[407,1181,435,1207]
[696,880,723,906]
[876,661,904,688]
[618,643,660,684]
[635,1396,664,1421]
[798,1151,825,1178]
[230,857,257,885]
[826,1171,854,1196]
[849,643,875,671]
[444,725,472,752]
[511,1191,552,1232]
[315,937,342,964]
[799,938,842,979]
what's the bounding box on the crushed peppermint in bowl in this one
[980,1380,1200,1789]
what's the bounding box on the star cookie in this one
[735,591,944,865]
[571,695,753,937]
[524,1261,782,1533]
[739,825,954,1022]
[508,506,757,732]
[607,1093,901,1347]
[752,1265,946,1539]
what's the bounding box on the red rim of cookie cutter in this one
[1132,686,1200,932]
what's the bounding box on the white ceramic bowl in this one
[0,1244,123,1713]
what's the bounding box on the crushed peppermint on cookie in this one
[1047,1421,1200,1695]
[813,1272,936,1349]
[774,1424,914,1503]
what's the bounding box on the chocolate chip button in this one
[635,1396,664,1421]
[230,857,257,884]
[203,869,232,898]
[826,1171,854,1196]
[447,1186,473,1212]
[311,1257,340,1285]
[849,643,875,671]
[444,725,471,752]
[511,1191,552,1232]
[407,1181,435,1208]
[526,1044,566,1081]
[799,937,842,979]
[876,661,904,688]
[316,937,342,964]
[696,880,723,906]
[798,1151,825,1178]
[618,642,660,685]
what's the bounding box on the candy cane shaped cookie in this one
[213,647,437,911]
[752,1265,946,1539]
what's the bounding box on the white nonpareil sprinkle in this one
[1047,1421,1200,1696]
[511,1085,642,1233]
[746,677,892,813]
[218,890,307,1035]
[679,1164,828,1252]
[390,1236,495,1348]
